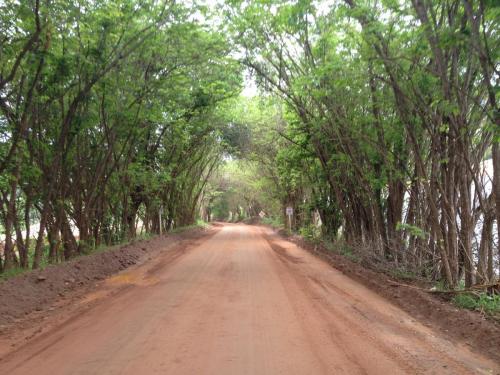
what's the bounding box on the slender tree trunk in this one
[477,210,493,283]
[459,167,474,287]
[493,143,500,277]
[33,204,50,269]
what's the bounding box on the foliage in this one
[224,0,500,289]
[0,0,241,272]
[261,217,283,229]
[299,224,320,242]
[452,294,479,310]
[453,293,500,317]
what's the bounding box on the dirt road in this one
[0,224,498,374]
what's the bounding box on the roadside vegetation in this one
[203,0,499,307]
[453,293,500,320]
[218,0,499,291]
[0,0,241,272]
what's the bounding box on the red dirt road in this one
[0,224,498,374]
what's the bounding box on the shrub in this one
[452,294,478,310]
[261,217,283,228]
[476,293,500,315]
[299,224,317,241]
[452,293,500,317]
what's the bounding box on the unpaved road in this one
[0,224,498,374]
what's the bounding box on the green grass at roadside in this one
[0,267,27,281]
[389,268,417,281]
[170,220,209,233]
[89,232,155,255]
[452,293,500,318]
[322,239,360,263]
[261,217,283,229]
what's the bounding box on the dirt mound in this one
[0,227,211,329]
[279,232,500,364]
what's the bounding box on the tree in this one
[225,0,499,288]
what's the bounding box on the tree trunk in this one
[477,210,493,284]
[33,204,50,269]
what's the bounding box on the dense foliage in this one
[221,0,499,288]
[0,0,240,270]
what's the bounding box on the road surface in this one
[0,224,498,374]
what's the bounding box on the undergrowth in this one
[170,220,208,233]
[322,240,360,263]
[434,279,466,292]
[0,267,26,281]
[298,224,321,242]
[389,268,417,281]
[261,217,283,229]
[452,293,500,318]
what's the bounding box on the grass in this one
[0,242,52,282]
[298,224,321,242]
[452,293,500,317]
[323,240,361,263]
[390,268,417,281]
[170,220,209,233]
[434,279,466,292]
[0,267,27,281]
[261,217,283,229]
[339,247,361,263]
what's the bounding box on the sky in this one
[241,72,258,97]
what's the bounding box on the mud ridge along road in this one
[0,223,498,374]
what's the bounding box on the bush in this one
[390,268,416,281]
[477,293,500,315]
[452,294,478,310]
[452,293,500,317]
[261,217,283,228]
[299,224,318,241]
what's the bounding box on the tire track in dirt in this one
[0,223,497,375]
